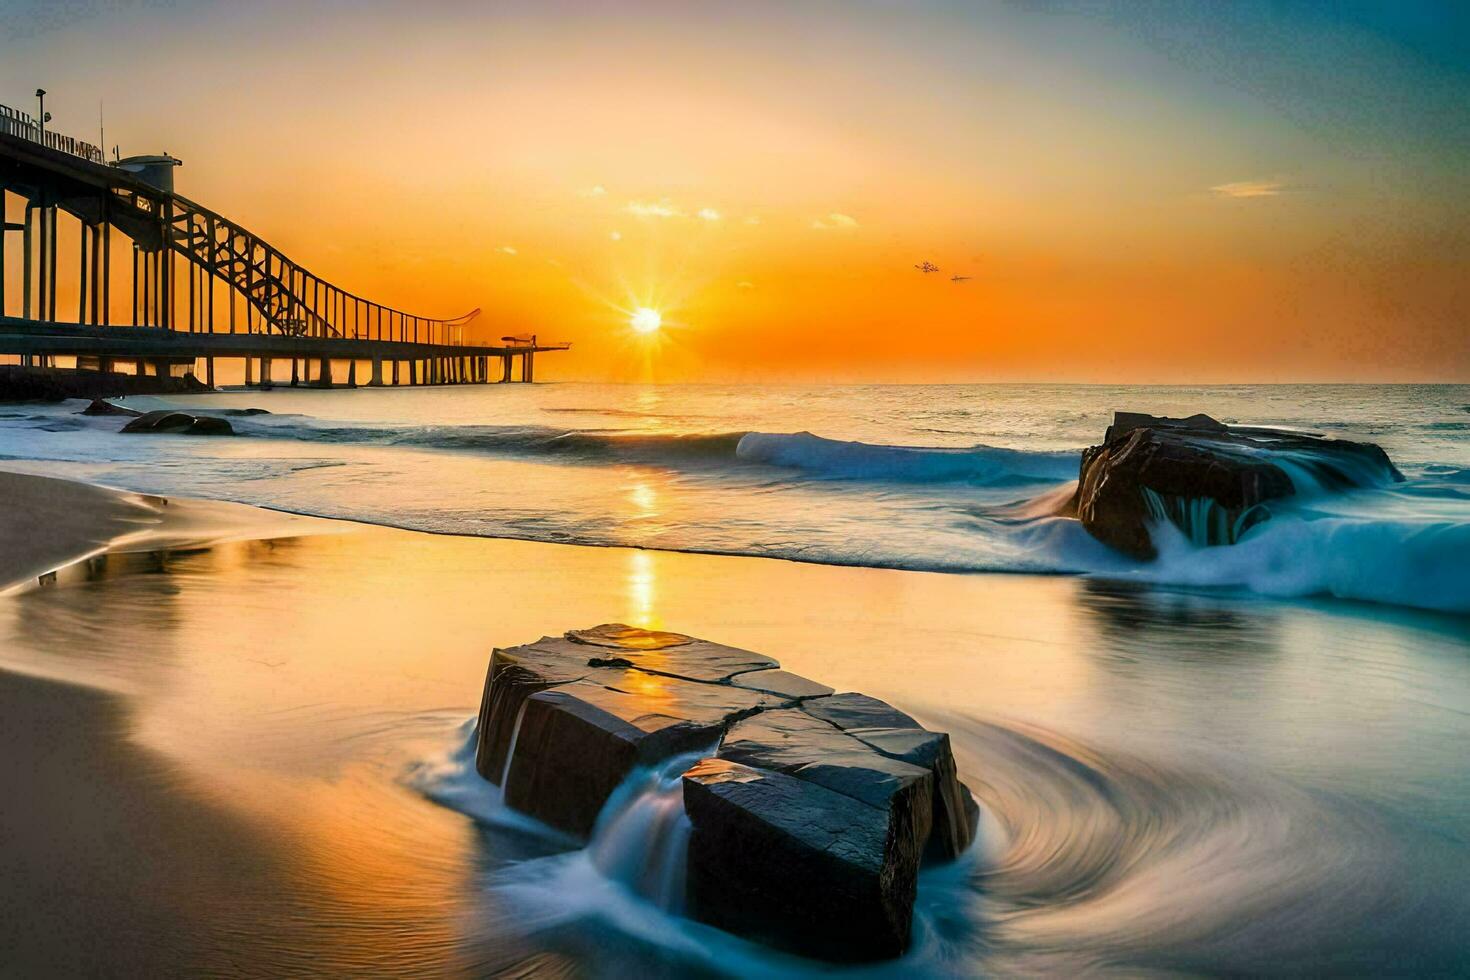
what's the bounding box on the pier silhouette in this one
[0,102,568,388]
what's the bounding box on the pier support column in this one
[347,360,358,388]
[319,358,333,387]
[291,358,300,387]
[206,358,215,389]
[260,357,273,388]
[392,360,400,385]
[409,360,418,385]
[370,357,383,386]
[245,356,254,387]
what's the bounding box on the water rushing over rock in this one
[1073,411,1403,559]
[473,624,979,962]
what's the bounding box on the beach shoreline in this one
[0,469,330,595]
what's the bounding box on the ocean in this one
[1,382,1467,612]
[1,381,1469,974]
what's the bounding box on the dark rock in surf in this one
[501,670,775,837]
[120,410,233,436]
[473,624,979,961]
[682,758,916,962]
[717,706,934,860]
[803,692,977,863]
[80,398,143,417]
[473,629,777,787]
[1073,412,1402,560]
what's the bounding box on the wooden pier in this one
[0,103,568,389]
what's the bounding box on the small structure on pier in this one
[112,153,181,194]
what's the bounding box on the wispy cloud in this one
[1211,179,1285,199]
[497,245,518,255]
[609,230,622,241]
[697,207,721,222]
[580,184,607,197]
[626,198,682,218]
[737,280,755,289]
[811,212,859,230]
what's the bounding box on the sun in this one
[630,307,662,334]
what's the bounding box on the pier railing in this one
[0,104,105,165]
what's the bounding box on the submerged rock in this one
[473,624,979,961]
[120,410,233,436]
[80,398,142,417]
[1073,412,1402,559]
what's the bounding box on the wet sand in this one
[0,470,318,594]
[1,471,1467,975]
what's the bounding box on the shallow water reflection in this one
[1,528,1467,975]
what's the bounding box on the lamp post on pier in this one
[35,89,50,141]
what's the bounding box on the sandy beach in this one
[2,468,1467,975]
[0,470,318,595]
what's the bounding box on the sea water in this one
[0,382,1465,611]
[2,383,1469,974]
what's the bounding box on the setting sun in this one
[630,307,662,335]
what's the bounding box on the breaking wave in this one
[735,431,1079,484]
[235,415,1082,486]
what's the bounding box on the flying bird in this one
[950,275,972,282]
[915,261,940,274]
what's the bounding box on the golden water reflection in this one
[2,526,1467,973]
[626,549,661,629]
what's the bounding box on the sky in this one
[2,0,1467,382]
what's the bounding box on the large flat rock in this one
[503,670,774,837]
[682,758,916,962]
[474,636,596,783]
[472,624,980,962]
[566,622,778,682]
[804,693,977,862]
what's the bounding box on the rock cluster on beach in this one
[1071,411,1402,559]
[475,623,977,962]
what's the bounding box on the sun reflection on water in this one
[626,550,661,630]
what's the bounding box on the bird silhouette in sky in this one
[915,261,940,274]
[950,274,972,282]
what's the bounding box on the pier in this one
[0,101,568,390]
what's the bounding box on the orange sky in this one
[3,1,1467,381]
